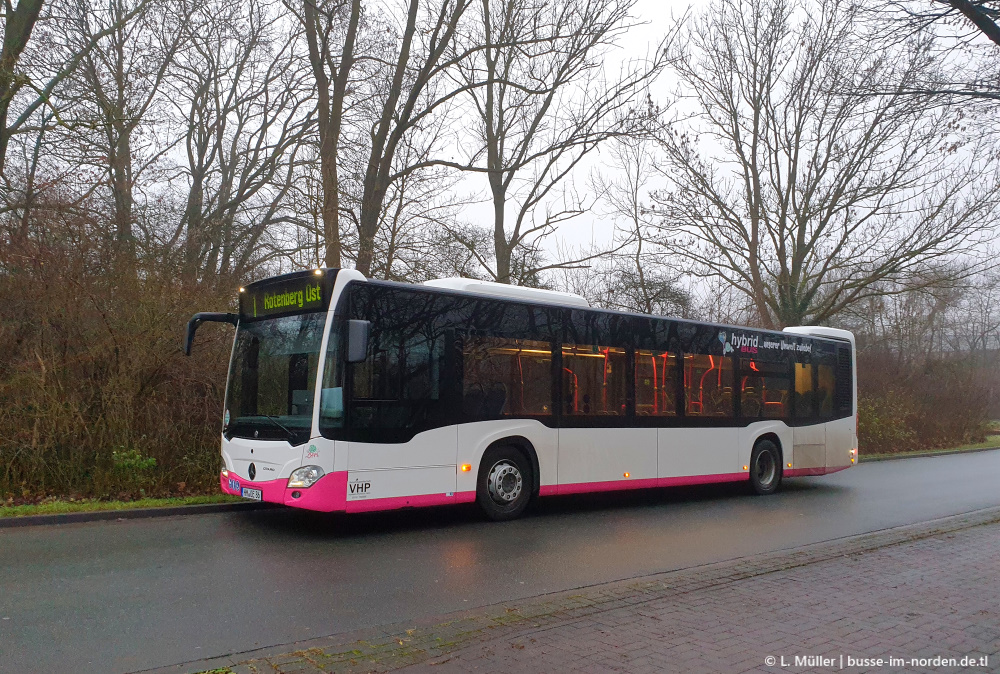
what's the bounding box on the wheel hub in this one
[755,450,776,486]
[487,460,523,505]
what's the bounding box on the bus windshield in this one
[224,312,326,445]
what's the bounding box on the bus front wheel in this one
[477,445,532,521]
[749,439,782,495]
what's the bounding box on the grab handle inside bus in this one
[346,320,371,363]
[185,312,239,356]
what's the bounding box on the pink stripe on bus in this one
[540,472,749,497]
[345,491,476,513]
[658,472,749,488]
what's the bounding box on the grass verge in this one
[0,494,243,519]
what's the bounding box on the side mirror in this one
[185,312,239,355]
[346,319,370,363]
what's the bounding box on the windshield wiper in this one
[254,414,297,441]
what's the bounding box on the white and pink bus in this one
[186,269,857,521]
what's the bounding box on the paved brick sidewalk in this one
[187,508,1000,674]
[408,523,1000,674]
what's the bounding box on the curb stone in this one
[142,504,1000,674]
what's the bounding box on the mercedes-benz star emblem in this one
[248,463,256,480]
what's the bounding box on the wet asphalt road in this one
[2,450,999,674]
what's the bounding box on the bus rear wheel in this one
[749,439,782,495]
[477,446,532,521]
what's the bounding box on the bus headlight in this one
[287,466,325,488]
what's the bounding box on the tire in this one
[749,439,782,495]
[477,445,532,521]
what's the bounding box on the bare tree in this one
[351,0,473,276]
[168,0,314,282]
[590,135,690,315]
[445,0,675,284]
[0,0,155,188]
[870,2,1000,102]
[960,272,1000,354]
[50,0,189,263]
[367,138,475,281]
[290,0,475,278]
[650,0,999,329]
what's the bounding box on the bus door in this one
[558,343,657,486]
[343,322,458,504]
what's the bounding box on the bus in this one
[186,268,857,521]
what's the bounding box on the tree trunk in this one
[304,0,359,270]
[182,171,205,282]
[303,0,340,268]
[109,125,136,263]
[489,174,510,284]
[355,182,386,276]
[0,0,44,177]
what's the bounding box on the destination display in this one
[240,275,327,319]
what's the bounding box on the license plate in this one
[241,487,262,501]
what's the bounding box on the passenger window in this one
[684,354,733,417]
[463,337,552,417]
[562,310,629,417]
[351,330,443,401]
[817,363,835,418]
[347,286,447,433]
[561,343,627,415]
[635,350,678,416]
[794,363,814,418]
[740,359,791,419]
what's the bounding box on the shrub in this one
[857,393,918,454]
[0,214,238,503]
[856,351,989,455]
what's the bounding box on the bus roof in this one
[422,277,590,307]
[243,269,853,349]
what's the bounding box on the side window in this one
[463,337,552,417]
[351,325,444,421]
[680,325,733,418]
[740,358,791,419]
[817,362,835,418]
[633,316,679,417]
[352,329,402,400]
[348,286,446,434]
[561,344,627,416]
[635,351,679,416]
[684,354,734,417]
[461,299,558,420]
[794,362,814,418]
[319,329,344,430]
[562,311,628,417]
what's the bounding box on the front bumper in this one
[220,471,347,512]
